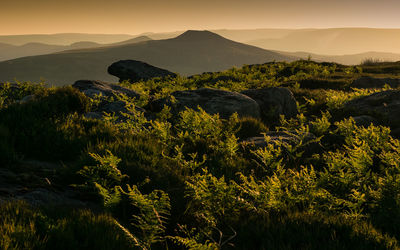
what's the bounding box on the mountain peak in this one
[175,30,226,41]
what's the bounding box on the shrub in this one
[232,211,397,250]
[0,201,135,250]
[78,150,126,189]
[0,125,13,163]
[0,87,120,160]
[235,117,268,140]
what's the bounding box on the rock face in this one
[148,88,261,119]
[72,80,140,99]
[345,90,400,127]
[241,87,298,122]
[108,60,177,83]
[352,76,400,89]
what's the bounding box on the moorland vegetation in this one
[1,60,400,249]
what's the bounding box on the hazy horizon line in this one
[2,26,400,36]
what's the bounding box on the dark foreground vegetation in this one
[2,60,400,249]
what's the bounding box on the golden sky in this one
[2,0,400,35]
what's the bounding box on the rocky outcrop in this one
[72,80,140,99]
[84,100,148,122]
[148,88,260,119]
[344,90,400,127]
[241,87,298,122]
[351,76,400,89]
[108,60,177,83]
[0,162,88,207]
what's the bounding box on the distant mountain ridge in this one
[0,30,296,85]
[0,36,153,62]
[3,28,400,65]
[0,33,135,46]
[136,28,400,55]
[247,28,400,55]
[278,51,400,65]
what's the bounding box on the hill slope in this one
[136,28,400,56]
[0,36,152,62]
[278,51,400,65]
[248,28,400,55]
[0,30,296,85]
[0,33,135,46]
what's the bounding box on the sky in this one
[2,0,400,35]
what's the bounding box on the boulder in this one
[243,131,320,156]
[241,87,298,122]
[100,100,131,114]
[72,80,140,99]
[352,115,376,127]
[351,76,400,89]
[17,188,87,207]
[108,60,177,83]
[243,131,316,148]
[83,112,103,120]
[391,128,400,138]
[19,95,35,104]
[84,100,148,122]
[148,88,260,119]
[344,90,400,127]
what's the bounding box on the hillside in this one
[0,33,135,46]
[0,36,153,62]
[3,29,400,67]
[0,30,296,85]
[278,51,400,65]
[248,28,400,55]
[2,60,400,248]
[137,28,400,56]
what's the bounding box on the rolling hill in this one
[0,30,296,85]
[0,36,152,62]
[137,28,400,56]
[0,33,135,46]
[247,28,400,55]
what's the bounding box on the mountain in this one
[0,36,152,62]
[0,30,296,85]
[213,29,303,43]
[0,43,65,62]
[136,29,299,43]
[0,33,135,46]
[126,28,400,56]
[247,28,400,55]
